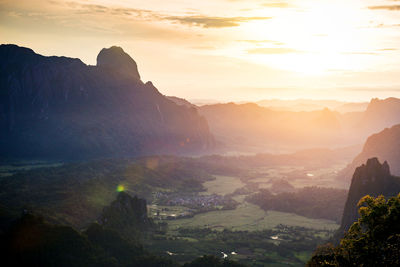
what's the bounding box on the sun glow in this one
[2,0,400,100]
[239,1,372,75]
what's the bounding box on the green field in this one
[168,172,340,232]
[168,201,339,231]
[201,175,245,196]
[247,164,348,189]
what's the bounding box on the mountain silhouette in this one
[98,192,153,234]
[0,44,214,159]
[338,158,400,234]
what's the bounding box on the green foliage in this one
[0,157,212,228]
[307,194,400,266]
[85,223,144,265]
[0,213,179,267]
[247,187,347,222]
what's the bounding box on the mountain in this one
[338,158,400,234]
[198,102,351,153]
[334,102,368,113]
[0,44,214,160]
[198,98,400,154]
[255,99,345,112]
[362,97,400,133]
[167,96,196,108]
[98,192,153,234]
[340,124,400,182]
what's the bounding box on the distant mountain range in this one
[340,124,400,182]
[197,98,400,153]
[0,44,214,160]
[2,44,400,159]
[361,97,400,133]
[255,99,368,113]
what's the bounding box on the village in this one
[149,192,238,220]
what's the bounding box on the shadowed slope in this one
[0,44,214,160]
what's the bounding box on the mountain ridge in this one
[339,124,400,182]
[0,44,214,160]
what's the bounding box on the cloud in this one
[66,2,155,19]
[376,48,397,51]
[262,2,291,8]
[247,47,300,54]
[63,2,272,28]
[165,15,272,28]
[341,52,378,55]
[189,46,216,50]
[239,39,285,45]
[368,5,400,11]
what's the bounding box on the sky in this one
[1,0,400,102]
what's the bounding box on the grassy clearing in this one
[167,201,339,231]
[294,251,312,262]
[247,164,348,189]
[201,175,245,196]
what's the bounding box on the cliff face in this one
[339,158,400,233]
[0,44,214,160]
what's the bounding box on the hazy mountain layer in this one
[256,99,368,113]
[198,98,400,153]
[0,44,214,160]
[198,103,361,152]
[340,124,400,181]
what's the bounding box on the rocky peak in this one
[96,46,140,80]
[353,158,391,184]
[98,192,152,231]
[338,158,400,235]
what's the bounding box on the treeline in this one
[0,213,245,267]
[246,187,348,223]
[308,194,400,266]
[0,157,213,228]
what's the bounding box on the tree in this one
[307,194,400,266]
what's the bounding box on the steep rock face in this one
[0,44,214,159]
[339,158,400,233]
[339,124,400,182]
[99,192,152,229]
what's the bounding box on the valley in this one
[0,154,347,266]
[142,165,343,266]
[1,41,400,266]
